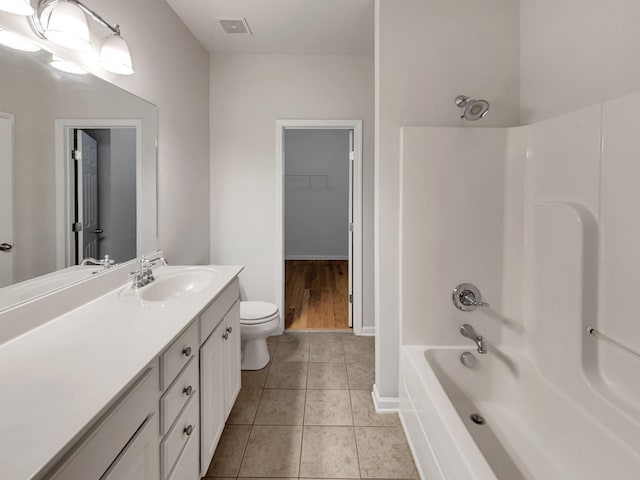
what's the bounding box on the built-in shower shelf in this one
[587,327,640,361]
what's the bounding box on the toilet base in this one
[241,338,270,370]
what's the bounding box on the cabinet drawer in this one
[160,356,198,435]
[49,364,159,480]
[199,278,239,342]
[161,322,198,390]
[161,392,199,479]
[167,421,200,480]
[100,413,159,480]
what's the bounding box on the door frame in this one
[275,119,364,335]
[54,119,143,269]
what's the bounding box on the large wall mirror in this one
[0,37,158,312]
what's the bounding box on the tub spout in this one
[460,324,487,354]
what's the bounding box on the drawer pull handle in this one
[182,346,192,357]
[184,424,194,436]
[183,385,193,396]
[222,332,229,340]
[226,326,233,334]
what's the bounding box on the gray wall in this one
[109,129,137,263]
[285,129,349,259]
[87,129,137,264]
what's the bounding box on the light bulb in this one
[44,1,91,51]
[99,34,134,75]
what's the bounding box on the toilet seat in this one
[240,301,279,325]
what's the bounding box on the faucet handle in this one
[462,292,489,308]
[452,283,489,311]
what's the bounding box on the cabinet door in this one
[223,301,241,417]
[100,413,159,480]
[199,324,226,477]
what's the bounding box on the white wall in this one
[285,129,349,259]
[520,0,640,123]
[0,0,211,266]
[375,0,520,401]
[400,128,506,349]
[210,53,374,327]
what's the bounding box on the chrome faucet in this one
[130,255,154,289]
[460,324,487,354]
[80,254,115,269]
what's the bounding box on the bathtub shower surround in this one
[398,91,640,479]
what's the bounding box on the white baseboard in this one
[372,384,400,412]
[360,325,375,336]
[285,255,348,260]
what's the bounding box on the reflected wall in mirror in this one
[0,36,158,311]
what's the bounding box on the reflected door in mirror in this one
[0,113,14,288]
[70,128,137,266]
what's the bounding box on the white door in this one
[348,129,354,328]
[200,325,226,476]
[0,114,14,287]
[75,130,100,263]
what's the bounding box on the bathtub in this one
[399,346,640,480]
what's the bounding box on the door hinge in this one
[349,222,354,232]
[349,294,353,304]
[349,151,354,161]
[72,150,82,161]
[72,222,83,232]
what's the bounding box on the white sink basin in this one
[119,267,221,303]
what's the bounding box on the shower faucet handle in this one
[452,283,489,311]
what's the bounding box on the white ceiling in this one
[166,0,374,55]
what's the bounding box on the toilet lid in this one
[240,301,278,321]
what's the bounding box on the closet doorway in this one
[276,120,363,333]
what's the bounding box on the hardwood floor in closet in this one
[285,260,350,330]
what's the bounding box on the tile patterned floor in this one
[202,331,419,479]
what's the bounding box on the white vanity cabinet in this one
[48,365,160,480]
[199,279,241,476]
[100,414,160,480]
[199,318,226,474]
[15,268,244,480]
[222,301,241,416]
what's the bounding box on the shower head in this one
[455,95,490,121]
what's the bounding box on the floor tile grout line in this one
[297,378,308,479]
[348,388,363,478]
[233,379,265,477]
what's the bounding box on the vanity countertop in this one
[0,264,243,480]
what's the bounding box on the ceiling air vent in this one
[217,18,252,35]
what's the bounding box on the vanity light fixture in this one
[28,0,134,75]
[50,54,87,74]
[0,0,34,16]
[0,28,41,51]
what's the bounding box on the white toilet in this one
[239,301,282,370]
